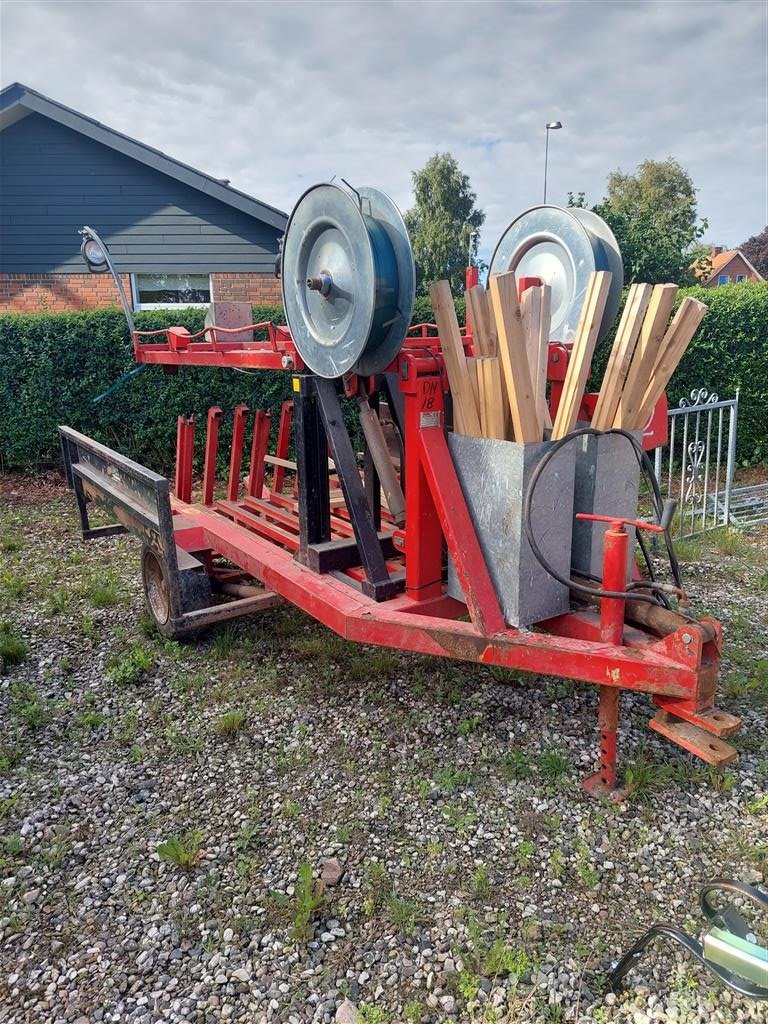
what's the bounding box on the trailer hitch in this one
[609,878,768,1001]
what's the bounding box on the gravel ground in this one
[0,474,766,1024]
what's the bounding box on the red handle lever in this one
[576,513,665,534]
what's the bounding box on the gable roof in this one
[0,81,287,231]
[698,248,765,282]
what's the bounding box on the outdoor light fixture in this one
[77,225,136,334]
[79,228,108,272]
[543,121,563,204]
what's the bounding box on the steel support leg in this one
[313,377,396,601]
[294,378,330,553]
[272,400,293,495]
[174,415,195,503]
[247,410,271,499]
[202,406,223,506]
[228,404,250,502]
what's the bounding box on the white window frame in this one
[735,274,746,283]
[717,274,730,286]
[131,273,213,310]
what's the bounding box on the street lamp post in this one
[543,121,562,204]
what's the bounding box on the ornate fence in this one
[653,389,739,538]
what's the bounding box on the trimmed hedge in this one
[0,285,764,473]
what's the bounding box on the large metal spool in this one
[282,182,415,378]
[488,205,623,344]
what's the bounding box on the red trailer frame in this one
[61,278,741,798]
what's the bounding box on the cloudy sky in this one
[2,0,766,263]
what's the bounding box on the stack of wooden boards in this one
[429,274,707,442]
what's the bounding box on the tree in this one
[569,158,709,284]
[738,226,768,278]
[404,153,485,295]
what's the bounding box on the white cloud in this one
[2,0,766,258]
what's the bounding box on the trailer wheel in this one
[141,547,177,637]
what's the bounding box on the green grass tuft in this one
[0,621,27,669]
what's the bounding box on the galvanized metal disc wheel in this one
[488,205,623,345]
[569,207,624,331]
[282,182,414,378]
[141,546,175,637]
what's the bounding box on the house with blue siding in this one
[0,82,287,312]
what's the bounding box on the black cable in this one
[522,427,684,606]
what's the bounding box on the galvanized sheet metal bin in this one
[447,435,576,627]
[571,430,641,582]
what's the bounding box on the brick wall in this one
[211,272,283,305]
[0,272,134,313]
[0,271,283,312]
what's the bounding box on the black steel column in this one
[294,374,330,559]
[313,377,395,601]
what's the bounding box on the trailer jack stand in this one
[583,686,629,801]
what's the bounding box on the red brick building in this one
[0,83,286,313]
[697,246,765,287]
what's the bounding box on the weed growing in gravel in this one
[0,533,23,553]
[496,748,531,781]
[290,861,325,943]
[82,575,120,609]
[138,611,159,638]
[11,682,50,730]
[538,747,569,782]
[712,528,752,558]
[458,713,483,736]
[115,708,139,746]
[79,614,97,641]
[164,722,203,754]
[442,803,476,834]
[214,709,246,736]
[357,1007,389,1023]
[157,830,203,869]
[436,765,473,792]
[1,570,26,601]
[724,659,768,707]
[673,535,704,561]
[211,623,239,660]
[0,736,26,775]
[75,709,105,732]
[623,749,674,800]
[471,864,492,900]
[106,645,152,685]
[283,799,301,818]
[0,621,27,669]
[386,891,423,934]
[403,1001,425,1023]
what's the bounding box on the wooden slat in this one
[429,281,482,436]
[488,272,540,443]
[466,356,481,413]
[629,297,708,429]
[551,271,612,440]
[466,285,497,356]
[613,283,678,429]
[476,356,507,440]
[522,284,553,431]
[591,283,653,430]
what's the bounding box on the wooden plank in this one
[551,271,612,440]
[476,356,507,440]
[466,285,497,356]
[591,283,653,430]
[522,284,553,431]
[429,281,482,436]
[613,283,678,429]
[466,356,481,413]
[488,272,540,443]
[630,297,708,429]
